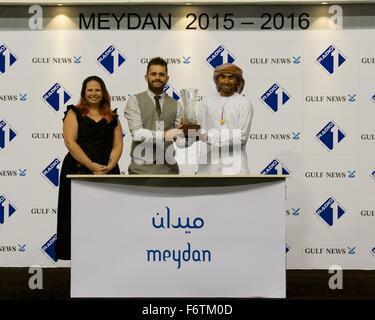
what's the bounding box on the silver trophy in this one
[179,88,201,136]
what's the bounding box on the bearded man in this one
[125,57,183,174]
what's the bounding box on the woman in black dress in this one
[56,76,123,260]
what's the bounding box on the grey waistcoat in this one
[129,91,179,174]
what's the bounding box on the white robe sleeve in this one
[208,97,253,148]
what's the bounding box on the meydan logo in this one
[146,207,211,269]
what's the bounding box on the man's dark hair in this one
[147,57,168,74]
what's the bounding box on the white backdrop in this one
[0,30,374,268]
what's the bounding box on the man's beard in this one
[148,80,165,94]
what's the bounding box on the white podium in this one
[69,175,286,298]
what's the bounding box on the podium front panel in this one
[70,177,286,298]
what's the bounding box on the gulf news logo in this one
[316,121,346,151]
[0,195,16,225]
[42,83,72,112]
[0,42,17,74]
[316,45,346,75]
[261,158,290,175]
[316,197,346,227]
[0,119,17,151]
[261,83,291,113]
[41,158,61,188]
[206,45,235,69]
[97,45,126,75]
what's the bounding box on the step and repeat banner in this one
[0,4,374,269]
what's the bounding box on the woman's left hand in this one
[101,164,112,174]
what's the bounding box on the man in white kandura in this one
[195,63,253,175]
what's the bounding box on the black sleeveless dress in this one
[56,105,120,260]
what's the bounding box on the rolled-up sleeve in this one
[238,99,253,145]
[125,95,143,135]
[207,98,253,148]
[125,95,155,142]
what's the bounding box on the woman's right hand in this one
[89,162,107,175]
